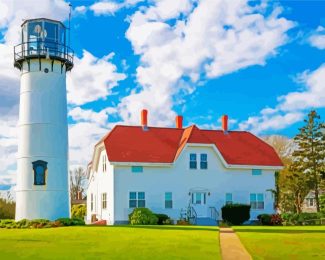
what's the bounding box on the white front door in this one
[191,192,208,217]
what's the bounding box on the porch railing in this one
[209,207,219,221]
[187,206,197,225]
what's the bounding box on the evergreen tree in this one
[292,110,325,212]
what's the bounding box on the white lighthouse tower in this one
[14,18,73,220]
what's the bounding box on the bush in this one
[281,212,324,225]
[129,208,158,225]
[56,217,85,226]
[258,214,282,226]
[270,214,282,225]
[155,214,170,225]
[0,219,16,228]
[221,204,250,225]
[176,220,190,225]
[257,214,272,225]
[71,204,86,219]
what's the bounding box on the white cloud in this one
[86,0,143,16]
[0,0,126,189]
[67,50,126,105]
[69,107,117,125]
[120,0,294,125]
[0,117,18,187]
[0,0,71,190]
[90,1,121,16]
[239,64,325,134]
[309,26,325,50]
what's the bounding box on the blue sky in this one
[0,0,325,189]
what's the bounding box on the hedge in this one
[221,204,251,225]
[0,218,85,229]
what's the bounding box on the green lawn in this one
[0,225,220,259]
[233,226,325,260]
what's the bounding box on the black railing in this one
[187,206,197,225]
[14,40,74,70]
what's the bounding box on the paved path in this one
[219,227,252,260]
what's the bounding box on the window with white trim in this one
[165,192,173,209]
[91,193,94,211]
[131,166,143,173]
[200,153,208,169]
[252,169,262,176]
[306,198,315,207]
[190,153,197,169]
[192,192,206,205]
[225,193,232,205]
[102,193,107,209]
[250,193,264,209]
[102,154,107,172]
[129,192,145,208]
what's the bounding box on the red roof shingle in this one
[103,125,283,167]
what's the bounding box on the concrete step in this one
[196,217,218,226]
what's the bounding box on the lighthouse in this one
[14,18,73,220]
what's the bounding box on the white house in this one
[86,110,283,225]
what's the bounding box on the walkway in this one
[219,227,252,260]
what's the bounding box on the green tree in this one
[292,110,325,212]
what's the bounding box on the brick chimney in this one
[141,109,148,130]
[176,115,183,129]
[221,115,228,132]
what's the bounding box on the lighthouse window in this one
[32,160,47,185]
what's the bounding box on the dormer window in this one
[32,160,47,185]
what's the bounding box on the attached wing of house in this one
[87,111,283,225]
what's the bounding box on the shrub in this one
[129,208,158,225]
[15,219,31,228]
[155,214,170,225]
[29,219,50,229]
[71,204,86,219]
[257,214,272,225]
[0,219,16,228]
[270,214,282,225]
[56,217,85,226]
[221,204,250,225]
[176,220,190,225]
[163,218,173,225]
[281,212,324,225]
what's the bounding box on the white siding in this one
[86,150,115,224]
[112,145,276,223]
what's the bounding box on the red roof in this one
[103,125,283,167]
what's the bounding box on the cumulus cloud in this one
[0,0,127,189]
[80,0,143,16]
[90,1,121,16]
[0,0,71,189]
[309,26,325,50]
[239,64,325,134]
[120,0,294,126]
[67,51,126,105]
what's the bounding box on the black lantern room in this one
[14,18,74,71]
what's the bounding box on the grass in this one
[233,226,325,260]
[0,225,220,259]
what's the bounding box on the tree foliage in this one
[0,192,15,219]
[291,110,325,212]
